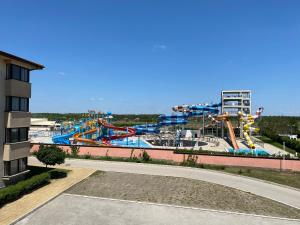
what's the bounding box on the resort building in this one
[221,90,251,115]
[221,90,251,138]
[30,118,60,131]
[0,51,44,186]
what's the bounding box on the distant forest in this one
[258,116,300,136]
[31,113,159,123]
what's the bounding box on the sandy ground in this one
[66,171,300,219]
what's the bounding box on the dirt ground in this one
[66,171,300,219]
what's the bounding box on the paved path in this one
[0,167,95,225]
[15,194,300,225]
[29,157,300,209]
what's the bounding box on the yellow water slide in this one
[238,107,264,149]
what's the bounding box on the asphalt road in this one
[29,157,300,209]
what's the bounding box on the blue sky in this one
[1,0,299,115]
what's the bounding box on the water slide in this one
[210,113,239,150]
[134,103,220,135]
[52,126,80,145]
[53,103,220,144]
[73,128,100,145]
[238,107,264,149]
[98,119,136,145]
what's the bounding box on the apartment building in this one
[0,51,44,186]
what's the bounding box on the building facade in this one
[221,90,251,138]
[221,90,251,115]
[0,51,44,186]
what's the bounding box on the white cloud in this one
[98,97,104,101]
[90,97,96,101]
[57,72,66,77]
[153,44,167,51]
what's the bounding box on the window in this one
[21,68,29,82]
[11,64,21,80]
[10,160,19,175]
[6,96,29,112]
[20,98,29,111]
[6,64,30,82]
[19,128,28,142]
[19,158,27,172]
[3,158,28,176]
[12,97,20,111]
[6,128,28,143]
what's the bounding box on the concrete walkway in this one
[15,194,300,225]
[0,167,95,225]
[29,157,300,209]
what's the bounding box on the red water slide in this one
[98,119,136,144]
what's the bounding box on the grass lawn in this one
[203,165,300,189]
[258,136,297,154]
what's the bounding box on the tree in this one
[36,145,66,167]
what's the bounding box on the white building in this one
[221,90,251,115]
[221,90,251,138]
[30,118,60,131]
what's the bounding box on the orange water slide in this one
[73,128,100,145]
[73,119,136,146]
[214,114,239,150]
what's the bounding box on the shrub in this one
[0,173,50,206]
[142,151,151,162]
[181,155,198,167]
[36,145,66,167]
[262,128,300,154]
[49,170,67,179]
[70,146,80,157]
[83,153,91,159]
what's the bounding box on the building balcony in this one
[5,112,31,128]
[3,141,30,161]
[5,79,31,98]
[223,96,250,100]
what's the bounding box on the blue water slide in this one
[134,127,160,135]
[52,126,80,145]
[133,123,160,135]
[132,103,220,135]
[187,105,219,114]
[159,118,188,126]
[158,114,189,121]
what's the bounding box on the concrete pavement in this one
[29,157,300,209]
[15,194,300,225]
[0,167,95,225]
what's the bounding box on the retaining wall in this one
[31,144,300,171]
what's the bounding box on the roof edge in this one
[0,50,44,70]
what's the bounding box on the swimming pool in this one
[111,138,152,148]
[228,148,269,156]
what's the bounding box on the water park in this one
[31,96,274,156]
